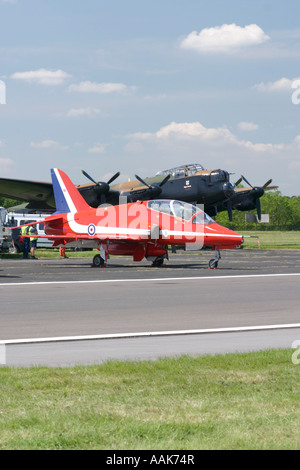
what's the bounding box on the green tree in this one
[0,197,21,208]
[215,190,300,230]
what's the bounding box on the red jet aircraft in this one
[17,168,244,269]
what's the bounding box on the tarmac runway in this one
[1,249,300,367]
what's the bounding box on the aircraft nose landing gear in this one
[151,256,166,267]
[208,249,221,269]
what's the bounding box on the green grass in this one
[0,248,97,259]
[241,231,300,249]
[1,231,300,259]
[0,350,299,450]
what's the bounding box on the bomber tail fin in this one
[51,168,91,214]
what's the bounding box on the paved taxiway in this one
[1,249,300,366]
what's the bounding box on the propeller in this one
[240,175,263,221]
[81,170,120,204]
[256,198,262,221]
[125,173,172,202]
[135,173,171,189]
[226,200,233,222]
[158,173,172,187]
[255,179,277,220]
[81,170,120,193]
[262,179,278,191]
[230,175,277,222]
[117,174,171,202]
[106,171,121,185]
[134,174,152,189]
[240,175,278,191]
[234,177,243,186]
[240,175,254,188]
[134,174,171,197]
[262,178,272,189]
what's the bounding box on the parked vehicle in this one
[6,209,54,252]
[0,206,12,252]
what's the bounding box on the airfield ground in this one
[1,244,300,449]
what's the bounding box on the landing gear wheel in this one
[152,256,165,267]
[209,259,218,269]
[93,254,105,267]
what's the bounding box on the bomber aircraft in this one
[0,163,276,220]
[12,168,244,269]
[0,163,235,214]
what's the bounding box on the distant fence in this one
[229,224,300,231]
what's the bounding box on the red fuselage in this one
[44,200,243,261]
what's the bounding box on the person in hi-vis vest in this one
[21,222,30,259]
[29,225,38,259]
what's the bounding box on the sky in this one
[0,0,300,196]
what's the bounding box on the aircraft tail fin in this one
[51,168,91,214]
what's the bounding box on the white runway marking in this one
[1,272,300,287]
[1,323,300,346]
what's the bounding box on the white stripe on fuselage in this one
[66,213,241,240]
[67,213,150,237]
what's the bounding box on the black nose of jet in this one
[223,182,235,199]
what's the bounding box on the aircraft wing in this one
[0,177,55,209]
[0,175,164,209]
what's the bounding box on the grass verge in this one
[0,248,97,259]
[0,349,299,450]
[1,231,300,259]
[241,231,300,249]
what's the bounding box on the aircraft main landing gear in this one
[208,249,221,269]
[92,254,106,268]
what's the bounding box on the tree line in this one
[215,191,300,230]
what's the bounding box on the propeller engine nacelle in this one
[81,170,120,204]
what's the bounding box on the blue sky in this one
[0,0,300,195]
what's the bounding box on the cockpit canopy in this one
[156,163,204,179]
[147,200,214,224]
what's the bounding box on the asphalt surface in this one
[1,248,300,366]
[1,248,300,284]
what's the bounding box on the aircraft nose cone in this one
[223,182,235,198]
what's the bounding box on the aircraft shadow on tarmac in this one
[0,273,21,279]
[42,261,255,271]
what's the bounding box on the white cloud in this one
[30,140,68,150]
[237,121,259,131]
[88,144,107,154]
[68,81,129,94]
[66,107,100,118]
[128,122,241,144]
[254,77,300,92]
[0,158,14,174]
[11,69,71,85]
[180,24,270,54]
[125,121,300,195]
[127,121,287,154]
